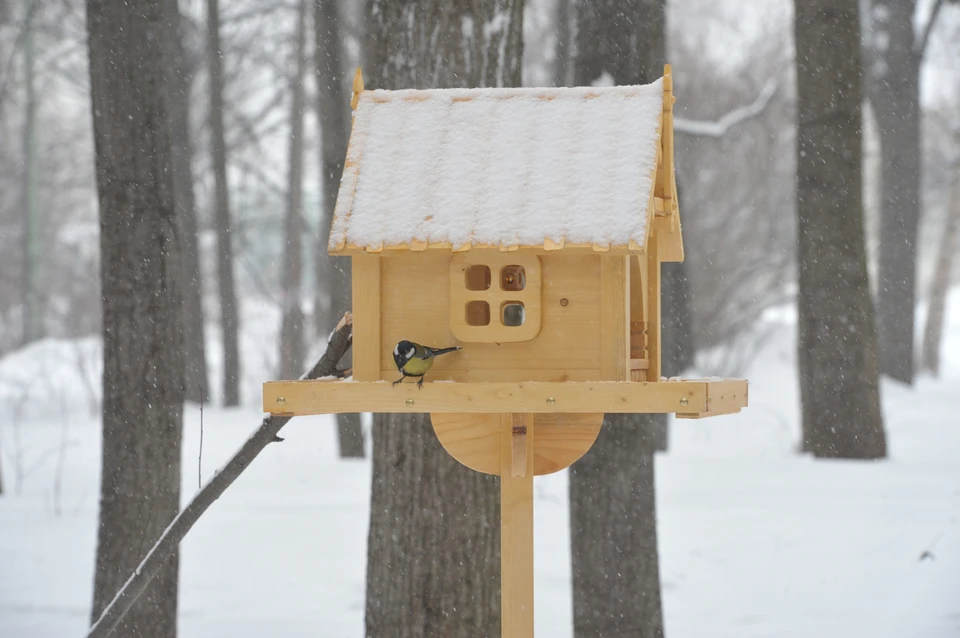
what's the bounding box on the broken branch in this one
[86,312,354,638]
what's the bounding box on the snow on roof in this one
[329,78,665,253]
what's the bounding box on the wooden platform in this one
[263,378,747,419]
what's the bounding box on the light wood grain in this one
[352,255,381,381]
[383,368,603,383]
[431,412,604,475]
[500,413,534,638]
[530,413,603,475]
[657,64,684,263]
[379,252,604,379]
[511,414,528,477]
[350,67,364,110]
[630,255,646,361]
[449,253,543,343]
[646,234,662,381]
[600,256,630,382]
[261,379,749,416]
[430,413,501,474]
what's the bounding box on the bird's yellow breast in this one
[401,357,434,376]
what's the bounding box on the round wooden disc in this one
[430,413,603,476]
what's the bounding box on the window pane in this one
[501,301,525,326]
[466,300,491,326]
[465,265,491,291]
[500,265,525,291]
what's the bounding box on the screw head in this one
[405,398,415,407]
[560,298,569,307]
[546,397,556,406]
[679,397,689,407]
[276,396,287,405]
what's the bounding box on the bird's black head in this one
[393,340,416,369]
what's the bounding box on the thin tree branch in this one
[86,312,354,638]
[916,0,945,55]
[674,81,778,138]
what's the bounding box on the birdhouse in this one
[264,64,747,638]
[330,65,687,385]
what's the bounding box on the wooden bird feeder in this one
[265,64,747,637]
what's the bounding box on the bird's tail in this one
[428,346,462,357]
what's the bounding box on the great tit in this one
[392,340,461,388]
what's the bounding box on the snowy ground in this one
[1,292,959,637]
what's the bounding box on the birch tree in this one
[362,2,523,635]
[86,0,184,634]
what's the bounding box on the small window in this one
[465,265,491,291]
[500,265,526,291]
[501,301,525,327]
[450,254,540,343]
[466,300,491,326]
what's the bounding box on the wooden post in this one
[351,255,380,381]
[646,235,662,381]
[501,413,534,638]
[600,256,630,382]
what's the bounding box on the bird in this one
[392,340,461,389]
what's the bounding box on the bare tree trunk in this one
[920,170,959,376]
[366,413,501,637]
[314,0,364,456]
[568,2,666,635]
[362,1,523,635]
[313,0,350,334]
[21,0,42,345]
[279,0,308,380]
[86,0,184,635]
[570,449,661,638]
[795,0,886,458]
[207,0,240,406]
[867,0,922,384]
[168,5,209,403]
[553,0,571,87]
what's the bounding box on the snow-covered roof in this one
[328,78,669,254]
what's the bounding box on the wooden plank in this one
[653,215,684,264]
[262,379,727,415]
[382,369,604,383]
[501,413,534,638]
[646,234,662,381]
[675,407,743,419]
[600,256,629,382]
[629,255,646,361]
[352,255,381,381]
[674,379,749,419]
[510,414,528,476]
[658,64,685,264]
[706,379,749,413]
